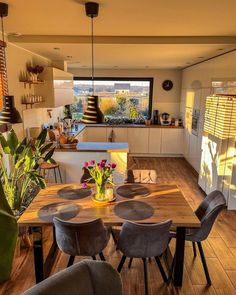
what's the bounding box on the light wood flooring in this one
[1,157,236,295]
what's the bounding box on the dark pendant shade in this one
[0,95,22,124]
[81,95,104,124]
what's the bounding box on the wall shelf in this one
[20,80,45,89]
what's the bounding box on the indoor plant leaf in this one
[7,130,18,155]
[0,134,11,154]
[44,147,55,162]
[0,181,18,283]
[35,128,47,148]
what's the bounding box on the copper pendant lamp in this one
[81,2,104,124]
[0,2,22,124]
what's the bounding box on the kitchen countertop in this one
[76,142,129,152]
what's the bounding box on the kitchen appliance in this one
[191,109,200,136]
[160,113,171,126]
[152,110,159,125]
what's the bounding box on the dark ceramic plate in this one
[116,184,150,199]
[114,200,154,221]
[58,185,92,200]
[38,202,80,222]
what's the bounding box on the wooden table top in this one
[18,184,201,228]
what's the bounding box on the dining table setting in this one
[18,182,201,287]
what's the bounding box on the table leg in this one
[173,227,186,287]
[31,226,58,283]
[32,227,44,283]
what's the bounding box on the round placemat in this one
[116,184,150,199]
[58,185,92,200]
[38,202,80,222]
[114,200,154,220]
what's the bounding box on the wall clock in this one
[162,80,173,91]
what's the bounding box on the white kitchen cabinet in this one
[161,129,184,155]
[127,128,149,154]
[148,128,161,154]
[106,127,128,142]
[35,67,74,108]
[84,127,107,142]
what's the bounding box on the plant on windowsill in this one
[83,160,116,203]
[0,128,55,216]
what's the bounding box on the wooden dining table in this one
[18,183,201,287]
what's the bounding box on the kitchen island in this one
[53,142,129,183]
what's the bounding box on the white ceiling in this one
[4,0,236,69]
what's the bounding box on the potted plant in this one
[0,128,55,281]
[83,160,116,203]
[0,128,55,216]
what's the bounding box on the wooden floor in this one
[1,157,236,295]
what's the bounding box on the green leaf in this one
[7,130,18,155]
[44,147,55,162]
[35,129,47,148]
[15,138,27,155]
[0,134,10,154]
[0,180,14,216]
[47,158,56,164]
[40,142,53,154]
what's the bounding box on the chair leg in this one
[58,167,63,183]
[197,242,211,285]
[192,242,197,257]
[154,256,168,283]
[54,168,57,183]
[110,228,118,245]
[99,252,106,261]
[117,255,126,273]
[92,255,96,260]
[128,258,133,269]
[142,258,149,295]
[67,255,75,267]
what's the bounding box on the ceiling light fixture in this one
[81,2,104,124]
[0,2,22,124]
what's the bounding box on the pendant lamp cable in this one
[1,13,8,95]
[91,15,94,95]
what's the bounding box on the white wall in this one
[181,50,236,172]
[5,42,52,139]
[69,68,182,118]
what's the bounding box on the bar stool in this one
[39,162,63,183]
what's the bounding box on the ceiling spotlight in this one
[53,47,60,50]
[198,56,204,59]
[114,65,118,68]
[217,48,224,51]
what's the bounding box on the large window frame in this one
[73,77,154,119]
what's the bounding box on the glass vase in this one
[95,182,107,202]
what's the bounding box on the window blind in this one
[0,40,8,110]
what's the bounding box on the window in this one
[72,77,153,123]
[0,40,8,110]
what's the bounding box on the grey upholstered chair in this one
[112,169,158,245]
[125,169,158,184]
[21,260,122,295]
[117,219,172,295]
[53,217,110,266]
[171,190,226,285]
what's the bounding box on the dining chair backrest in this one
[191,190,226,242]
[21,260,122,295]
[117,219,172,258]
[125,169,157,184]
[53,217,109,257]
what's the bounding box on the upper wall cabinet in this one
[35,67,74,108]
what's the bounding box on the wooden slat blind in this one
[204,95,236,139]
[0,40,8,110]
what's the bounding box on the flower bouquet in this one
[83,160,116,203]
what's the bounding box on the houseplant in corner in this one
[0,128,55,281]
[83,160,116,203]
[0,128,55,216]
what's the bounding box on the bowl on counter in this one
[60,143,78,149]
